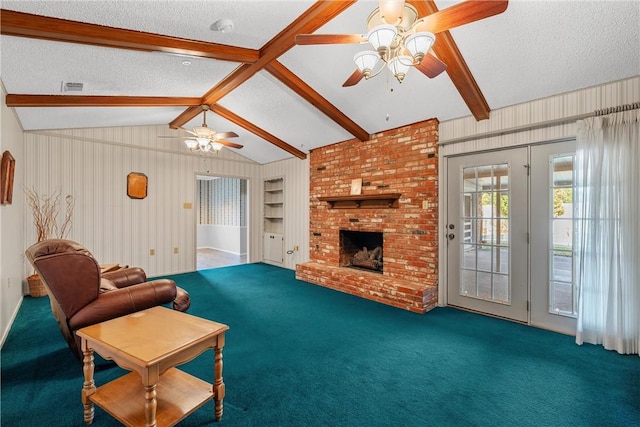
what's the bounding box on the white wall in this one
[197,224,247,254]
[0,84,26,345]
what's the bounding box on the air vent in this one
[61,82,84,92]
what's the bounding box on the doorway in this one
[445,141,577,335]
[196,175,248,270]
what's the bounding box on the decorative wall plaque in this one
[350,178,362,195]
[1,151,16,205]
[127,172,148,199]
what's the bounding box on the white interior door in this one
[446,148,529,322]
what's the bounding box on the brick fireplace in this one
[295,119,439,313]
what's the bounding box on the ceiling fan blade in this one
[295,34,367,45]
[214,131,239,139]
[218,140,243,149]
[379,0,406,25]
[342,69,365,87]
[415,53,447,78]
[416,0,508,34]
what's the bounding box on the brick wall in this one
[295,119,439,313]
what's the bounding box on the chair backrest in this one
[25,239,101,320]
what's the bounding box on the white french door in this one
[446,148,529,322]
[530,141,577,335]
[445,142,578,334]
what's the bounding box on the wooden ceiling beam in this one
[0,10,258,63]
[209,104,307,160]
[170,0,358,129]
[5,94,202,107]
[266,61,370,142]
[408,1,491,121]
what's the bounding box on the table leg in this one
[81,345,96,425]
[213,346,225,421]
[144,384,157,427]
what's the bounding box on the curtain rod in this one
[594,101,640,116]
[439,102,640,147]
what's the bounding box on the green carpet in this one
[2,263,638,426]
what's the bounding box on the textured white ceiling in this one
[1,0,639,164]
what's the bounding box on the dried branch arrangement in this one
[23,187,75,243]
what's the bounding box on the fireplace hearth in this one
[340,230,383,273]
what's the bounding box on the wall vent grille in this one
[61,82,84,92]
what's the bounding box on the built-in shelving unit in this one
[318,193,401,209]
[263,177,284,263]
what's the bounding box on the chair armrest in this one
[69,279,177,330]
[101,267,147,288]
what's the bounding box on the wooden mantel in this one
[318,193,401,209]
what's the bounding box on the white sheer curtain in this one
[575,108,640,355]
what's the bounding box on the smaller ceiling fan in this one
[296,0,508,87]
[162,105,243,153]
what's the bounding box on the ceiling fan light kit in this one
[181,105,241,154]
[184,136,223,153]
[296,0,508,92]
[353,4,436,84]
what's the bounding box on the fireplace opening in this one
[340,230,383,273]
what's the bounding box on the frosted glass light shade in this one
[185,140,198,149]
[379,0,405,25]
[196,137,209,148]
[404,32,435,62]
[387,55,412,82]
[354,50,380,74]
[210,142,223,151]
[367,24,397,51]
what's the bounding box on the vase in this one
[27,274,47,297]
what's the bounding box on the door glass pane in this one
[477,272,492,299]
[477,248,491,271]
[494,247,508,274]
[552,251,572,281]
[461,270,476,295]
[549,154,576,317]
[463,246,476,269]
[459,163,511,304]
[551,281,573,314]
[493,274,509,302]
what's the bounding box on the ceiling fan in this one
[163,105,243,153]
[296,0,508,87]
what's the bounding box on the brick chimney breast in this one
[296,119,439,314]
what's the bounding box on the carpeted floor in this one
[2,263,639,426]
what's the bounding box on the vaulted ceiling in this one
[1,1,639,164]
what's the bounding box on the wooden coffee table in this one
[76,306,229,426]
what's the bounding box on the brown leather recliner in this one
[25,239,191,360]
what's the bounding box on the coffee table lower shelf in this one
[90,367,213,426]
